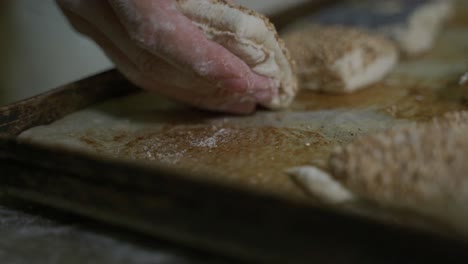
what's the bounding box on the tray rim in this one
[2,137,468,263]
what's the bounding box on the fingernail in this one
[254,89,273,103]
[250,73,278,89]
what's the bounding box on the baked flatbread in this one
[176,0,298,109]
[288,111,468,234]
[292,0,454,56]
[284,25,398,93]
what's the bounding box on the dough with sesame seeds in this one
[283,25,398,93]
[176,0,298,109]
[298,0,455,56]
[288,111,468,235]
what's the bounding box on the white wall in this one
[0,0,112,104]
[0,0,307,105]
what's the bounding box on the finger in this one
[58,0,268,102]
[108,0,275,100]
[58,7,257,114]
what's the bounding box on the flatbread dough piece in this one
[283,25,398,93]
[292,0,454,56]
[176,0,298,109]
[288,111,468,234]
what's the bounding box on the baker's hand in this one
[57,0,275,114]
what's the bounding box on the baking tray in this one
[2,1,468,263]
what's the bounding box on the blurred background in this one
[0,0,308,106]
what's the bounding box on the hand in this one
[57,0,276,114]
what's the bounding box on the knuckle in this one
[129,20,167,49]
[134,50,161,73]
[128,17,179,52]
[193,60,216,79]
[129,23,153,47]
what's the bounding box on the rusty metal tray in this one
[2,1,468,263]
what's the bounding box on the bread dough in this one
[288,111,468,234]
[176,0,298,109]
[284,25,398,93]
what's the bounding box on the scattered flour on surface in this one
[156,150,187,165]
[191,128,232,149]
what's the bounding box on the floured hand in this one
[57,0,277,114]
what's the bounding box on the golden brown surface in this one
[292,76,467,121]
